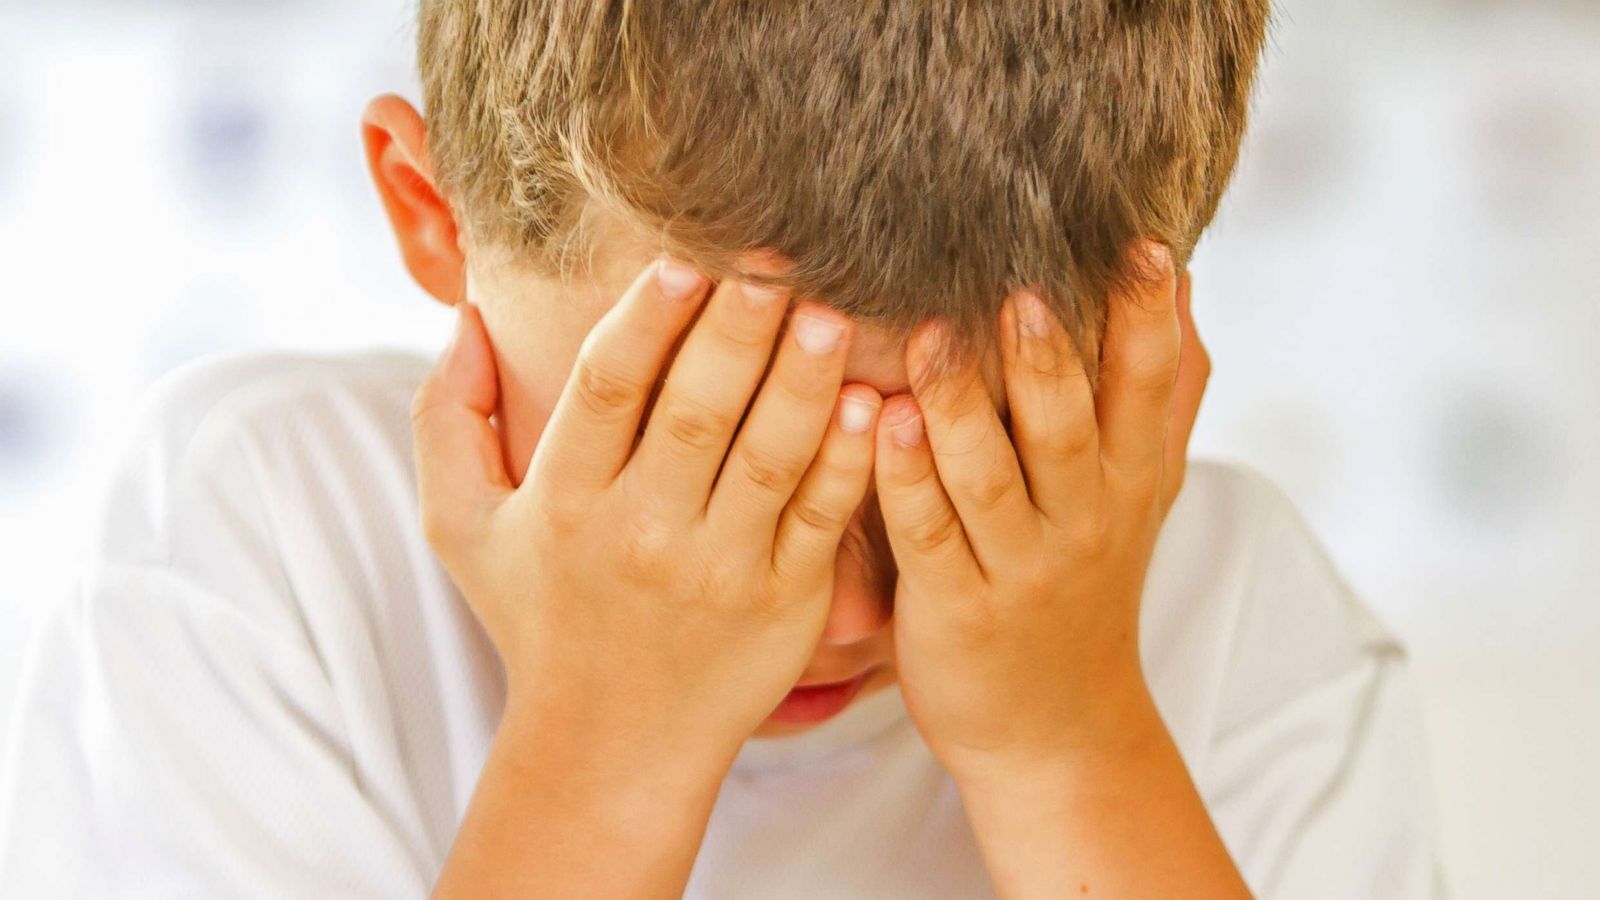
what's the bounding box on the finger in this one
[769,384,881,584]
[905,321,1038,573]
[999,290,1103,524]
[411,302,513,553]
[710,303,852,538]
[1095,241,1182,493]
[628,266,794,515]
[873,395,982,587]
[1161,270,1210,515]
[531,256,710,493]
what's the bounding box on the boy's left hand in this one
[875,243,1208,778]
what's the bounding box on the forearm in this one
[949,681,1251,899]
[433,696,736,899]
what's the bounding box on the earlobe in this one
[361,93,466,306]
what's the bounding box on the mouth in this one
[766,667,877,726]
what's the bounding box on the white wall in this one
[1,1,1595,895]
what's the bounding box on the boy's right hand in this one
[410,257,880,768]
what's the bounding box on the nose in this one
[819,496,897,645]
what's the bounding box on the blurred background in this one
[1,0,1595,895]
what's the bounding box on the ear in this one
[361,94,465,306]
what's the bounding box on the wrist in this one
[940,679,1248,900]
[495,690,739,818]
[435,689,736,898]
[941,672,1168,795]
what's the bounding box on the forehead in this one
[839,318,914,397]
[838,313,1009,420]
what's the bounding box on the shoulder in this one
[134,348,430,461]
[3,351,459,895]
[96,349,431,559]
[1143,461,1403,752]
[57,346,454,709]
[1154,465,1440,896]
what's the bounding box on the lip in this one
[767,668,875,725]
[794,673,865,689]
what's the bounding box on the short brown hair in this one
[418,1,1271,375]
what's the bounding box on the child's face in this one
[364,95,1008,736]
[469,229,1017,738]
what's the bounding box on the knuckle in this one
[697,551,744,596]
[945,593,1001,642]
[712,311,777,353]
[819,434,871,484]
[1101,457,1162,506]
[660,397,736,453]
[962,455,1016,513]
[1014,560,1055,602]
[766,553,810,592]
[535,488,587,536]
[789,492,849,536]
[1125,343,1181,397]
[572,357,639,419]
[747,581,801,624]
[618,515,678,577]
[736,446,803,496]
[1046,414,1097,460]
[902,506,964,555]
[1027,341,1084,380]
[1065,513,1114,558]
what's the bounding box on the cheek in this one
[472,301,595,486]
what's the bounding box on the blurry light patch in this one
[140,274,263,379]
[176,91,269,219]
[1427,381,1556,527]
[1231,71,1359,226]
[1470,85,1593,228]
[0,94,15,204]
[0,362,78,503]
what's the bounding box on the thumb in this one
[411,301,514,552]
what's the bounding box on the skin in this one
[363,93,1248,897]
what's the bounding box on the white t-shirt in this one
[0,351,1442,898]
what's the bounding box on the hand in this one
[411,256,881,768]
[873,243,1209,776]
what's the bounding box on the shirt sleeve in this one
[1197,474,1447,899]
[0,365,435,898]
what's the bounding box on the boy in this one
[0,1,1440,897]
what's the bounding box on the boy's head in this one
[363,0,1270,736]
[415,0,1269,374]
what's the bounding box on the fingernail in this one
[890,411,924,447]
[655,257,704,302]
[794,314,845,355]
[1134,241,1173,281]
[1017,292,1053,338]
[839,395,877,434]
